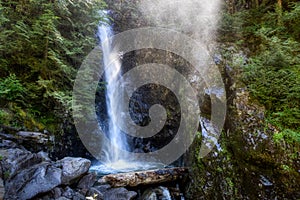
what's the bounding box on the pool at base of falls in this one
[90,160,167,175]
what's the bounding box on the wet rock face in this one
[127,83,181,152]
[187,45,300,200]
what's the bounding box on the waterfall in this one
[98,19,129,166]
[92,14,164,173]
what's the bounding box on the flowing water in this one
[98,21,127,165]
[92,15,164,174]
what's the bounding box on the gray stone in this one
[52,187,63,199]
[4,162,62,200]
[73,192,86,200]
[141,189,157,200]
[16,131,49,144]
[0,178,5,200]
[140,187,172,200]
[62,186,74,199]
[0,148,43,179]
[0,163,2,177]
[0,140,18,149]
[56,197,70,200]
[37,151,51,162]
[56,157,91,185]
[94,184,111,193]
[77,173,96,190]
[103,188,137,200]
[87,188,104,200]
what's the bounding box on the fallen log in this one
[98,167,188,187]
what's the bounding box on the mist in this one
[138,0,222,45]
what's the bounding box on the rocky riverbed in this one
[0,137,187,200]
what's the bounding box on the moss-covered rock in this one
[187,45,299,199]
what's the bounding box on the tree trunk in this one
[277,0,283,25]
[98,167,189,187]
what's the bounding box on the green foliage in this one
[3,171,10,179]
[273,129,300,144]
[238,0,300,143]
[283,2,300,41]
[0,74,26,102]
[242,37,300,135]
[0,0,106,131]
[0,108,12,124]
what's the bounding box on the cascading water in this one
[98,23,127,165]
[93,15,146,172]
[91,13,164,173]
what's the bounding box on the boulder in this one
[0,148,43,179]
[77,173,97,192]
[56,157,91,185]
[0,141,97,200]
[4,162,62,200]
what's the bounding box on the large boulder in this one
[56,157,91,185]
[0,148,43,179]
[0,143,94,200]
[77,173,97,194]
[4,162,62,200]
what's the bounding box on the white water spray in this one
[98,18,129,167]
[93,15,165,173]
